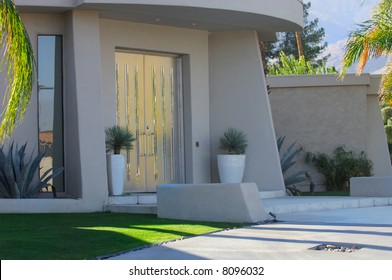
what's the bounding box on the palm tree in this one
[0,0,34,141]
[340,0,392,103]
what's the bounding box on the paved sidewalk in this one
[108,206,392,260]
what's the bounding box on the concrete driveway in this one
[108,206,392,260]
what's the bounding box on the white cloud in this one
[309,9,345,28]
[352,2,376,24]
[372,66,386,74]
[322,39,347,70]
[309,0,388,73]
[371,57,391,74]
[308,0,378,39]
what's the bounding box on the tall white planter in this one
[107,154,125,196]
[217,154,246,183]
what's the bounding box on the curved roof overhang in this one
[15,0,303,41]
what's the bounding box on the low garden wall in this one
[157,183,268,223]
[268,74,392,192]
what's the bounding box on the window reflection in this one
[38,35,64,192]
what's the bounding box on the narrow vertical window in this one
[38,35,64,192]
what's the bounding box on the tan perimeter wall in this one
[268,74,392,192]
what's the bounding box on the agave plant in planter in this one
[0,142,64,198]
[105,125,136,196]
[217,128,248,183]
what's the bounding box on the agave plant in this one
[105,125,136,154]
[277,136,310,195]
[219,128,248,155]
[0,142,64,198]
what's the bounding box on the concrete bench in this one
[157,183,268,223]
[350,176,392,197]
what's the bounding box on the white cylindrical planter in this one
[107,154,125,196]
[217,154,246,183]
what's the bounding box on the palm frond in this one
[340,0,392,104]
[0,0,35,141]
[340,0,392,77]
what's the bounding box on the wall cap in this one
[267,74,382,95]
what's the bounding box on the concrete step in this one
[105,204,157,214]
[105,193,157,214]
[107,194,157,205]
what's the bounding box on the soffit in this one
[81,4,301,40]
[15,1,303,41]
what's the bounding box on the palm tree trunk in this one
[295,31,304,58]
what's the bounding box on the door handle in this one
[138,131,147,157]
[147,132,155,157]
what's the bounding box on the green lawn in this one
[0,213,243,260]
[301,190,350,196]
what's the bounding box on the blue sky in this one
[308,0,387,73]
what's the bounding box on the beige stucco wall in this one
[64,10,109,209]
[209,31,285,192]
[0,11,109,212]
[99,19,211,183]
[366,78,392,176]
[268,74,392,191]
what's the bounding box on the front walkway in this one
[263,196,392,214]
[105,193,392,215]
[108,205,392,260]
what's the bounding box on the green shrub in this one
[304,146,373,191]
[385,124,392,144]
[267,51,337,75]
[381,106,392,124]
[381,106,392,158]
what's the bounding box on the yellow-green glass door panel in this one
[115,52,146,191]
[144,55,177,190]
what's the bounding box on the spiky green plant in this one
[0,142,64,198]
[105,125,136,154]
[0,0,35,141]
[268,51,337,75]
[340,0,392,103]
[219,128,248,155]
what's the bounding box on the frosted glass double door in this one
[115,51,182,192]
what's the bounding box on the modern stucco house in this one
[1,0,304,212]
